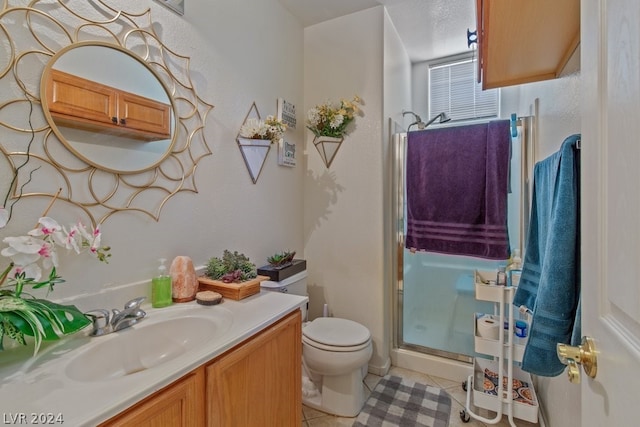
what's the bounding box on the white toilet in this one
[261,270,373,417]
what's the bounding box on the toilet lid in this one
[302,317,370,347]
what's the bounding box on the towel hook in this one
[510,113,518,138]
[467,29,478,48]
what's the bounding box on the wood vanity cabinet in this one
[475,0,580,90]
[206,309,302,427]
[99,368,205,426]
[99,309,302,427]
[45,69,171,141]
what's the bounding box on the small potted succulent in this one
[267,250,296,270]
[257,251,306,282]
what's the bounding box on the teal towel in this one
[513,134,581,377]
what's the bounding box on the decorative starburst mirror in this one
[0,0,213,225]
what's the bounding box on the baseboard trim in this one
[390,348,472,382]
[368,355,391,377]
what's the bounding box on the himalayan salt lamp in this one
[170,255,198,302]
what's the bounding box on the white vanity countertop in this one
[0,290,307,426]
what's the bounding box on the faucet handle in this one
[124,296,146,309]
[85,309,111,336]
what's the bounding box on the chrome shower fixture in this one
[424,112,451,128]
[403,111,451,131]
[402,110,425,131]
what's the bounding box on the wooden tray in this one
[197,275,269,300]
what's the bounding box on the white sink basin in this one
[66,309,233,382]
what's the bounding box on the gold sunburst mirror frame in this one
[0,0,213,225]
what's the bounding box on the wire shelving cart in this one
[460,270,540,427]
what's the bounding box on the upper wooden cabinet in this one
[46,69,172,141]
[476,0,580,90]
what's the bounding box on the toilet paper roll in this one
[477,316,500,340]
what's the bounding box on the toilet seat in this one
[302,317,371,352]
[303,335,371,352]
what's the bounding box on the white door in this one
[581,0,640,425]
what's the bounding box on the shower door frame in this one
[390,115,535,363]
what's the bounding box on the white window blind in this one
[429,57,498,122]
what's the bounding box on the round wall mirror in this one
[2,2,212,225]
[41,43,176,174]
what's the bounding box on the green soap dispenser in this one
[152,258,172,308]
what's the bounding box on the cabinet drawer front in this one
[99,368,205,427]
[206,310,302,427]
[48,69,116,125]
[119,91,171,138]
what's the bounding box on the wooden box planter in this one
[197,275,269,300]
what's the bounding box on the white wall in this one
[0,0,305,310]
[303,6,396,373]
[383,9,413,372]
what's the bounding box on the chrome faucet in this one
[85,297,147,336]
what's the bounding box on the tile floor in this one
[301,366,539,427]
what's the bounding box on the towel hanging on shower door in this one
[405,120,511,260]
[514,134,581,377]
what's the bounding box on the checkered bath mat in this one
[353,375,451,427]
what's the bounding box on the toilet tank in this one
[260,270,308,319]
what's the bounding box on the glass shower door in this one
[397,128,522,361]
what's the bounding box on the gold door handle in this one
[556,336,597,384]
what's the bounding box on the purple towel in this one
[406,120,511,260]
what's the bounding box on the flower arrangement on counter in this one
[239,115,288,144]
[306,95,363,138]
[0,214,111,355]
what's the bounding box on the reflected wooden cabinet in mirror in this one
[46,69,172,142]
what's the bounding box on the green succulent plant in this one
[267,250,296,267]
[205,250,257,283]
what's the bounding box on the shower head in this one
[424,112,451,128]
[403,111,451,131]
[402,110,422,122]
[402,110,425,131]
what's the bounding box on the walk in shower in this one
[391,116,534,363]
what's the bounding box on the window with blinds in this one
[429,55,499,122]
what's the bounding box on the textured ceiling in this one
[278,0,477,63]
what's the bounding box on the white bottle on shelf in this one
[507,249,523,288]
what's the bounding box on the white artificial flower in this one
[307,108,320,126]
[0,207,8,229]
[1,235,57,281]
[0,216,109,283]
[330,114,344,129]
[76,221,103,257]
[239,118,265,139]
